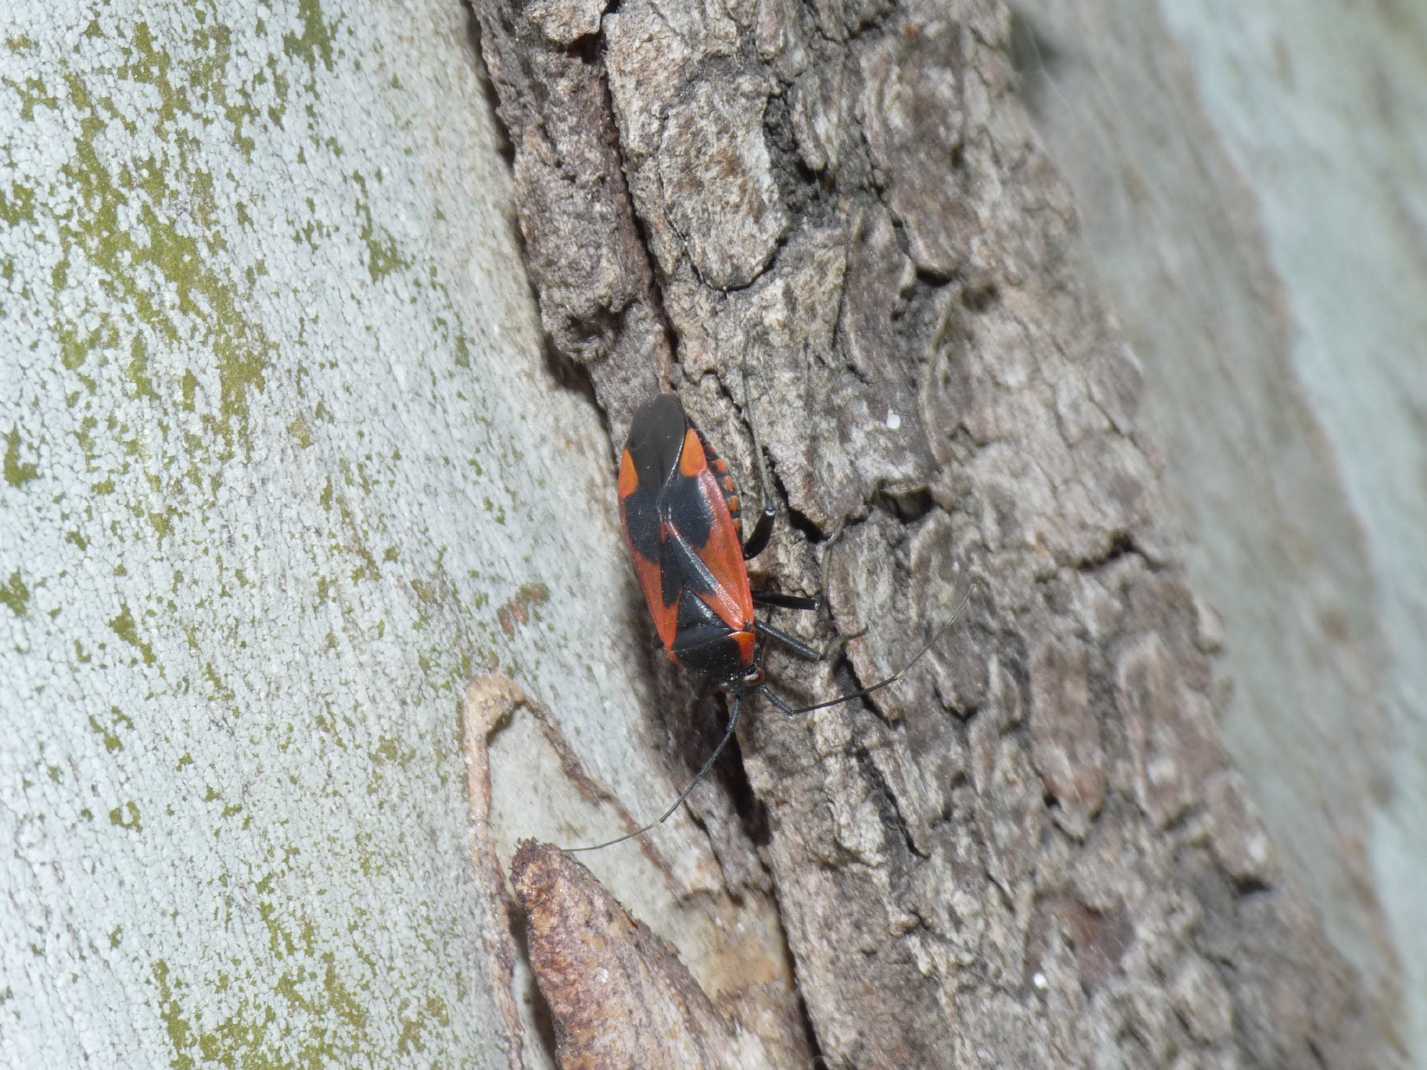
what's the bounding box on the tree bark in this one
[2,0,1399,1066]
[1009,3,1423,1056]
[1,3,663,1066]
[475,1,1390,1067]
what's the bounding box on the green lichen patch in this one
[0,181,36,225]
[153,958,282,1069]
[331,497,382,584]
[54,61,274,457]
[152,939,376,1069]
[370,735,410,767]
[396,993,449,1056]
[109,800,142,831]
[287,416,313,449]
[179,369,199,410]
[7,74,57,122]
[349,172,410,283]
[283,0,337,73]
[257,893,316,963]
[149,509,176,539]
[109,603,158,666]
[3,428,40,486]
[124,22,185,130]
[128,332,158,400]
[0,570,29,617]
[88,706,135,752]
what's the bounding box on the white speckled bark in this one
[0,3,669,1065]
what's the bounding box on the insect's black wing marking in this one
[655,518,721,606]
[660,461,716,552]
[623,394,693,568]
[673,590,747,681]
[622,480,662,564]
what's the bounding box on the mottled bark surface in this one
[474,0,1387,1067]
[1010,3,1423,1057]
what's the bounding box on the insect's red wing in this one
[675,428,753,634]
[619,446,681,652]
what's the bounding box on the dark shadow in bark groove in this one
[508,905,561,1064]
[463,3,514,167]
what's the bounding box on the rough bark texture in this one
[475,0,1389,1067]
[510,839,777,1070]
[1009,3,1424,1058]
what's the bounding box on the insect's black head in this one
[625,393,688,490]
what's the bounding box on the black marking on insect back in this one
[622,478,662,565]
[626,394,689,490]
[656,523,720,607]
[672,591,747,680]
[677,631,747,681]
[622,395,690,565]
[674,584,723,633]
[662,465,717,551]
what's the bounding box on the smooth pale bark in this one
[0,2,763,1065]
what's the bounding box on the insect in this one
[566,371,948,852]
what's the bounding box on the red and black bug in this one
[567,375,947,852]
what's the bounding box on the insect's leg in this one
[752,590,820,612]
[762,687,800,716]
[760,627,941,720]
[742,509,776,560]
[755,618,821,661]
[564,694,743,853]
[740,355,778,560]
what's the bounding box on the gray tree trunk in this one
[474,0,1397,1067]
[3,0,1406,1067]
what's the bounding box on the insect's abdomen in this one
[696,428,744,539]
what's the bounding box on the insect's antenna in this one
[564,694,743,853]
[777,586,972,716]
[741,351,775,513]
